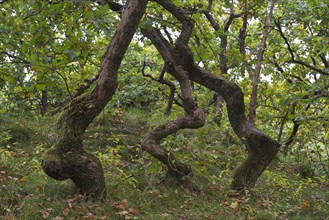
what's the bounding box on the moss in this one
[42,144,106,198]
[43,146,61,164]
[42,146,67,180]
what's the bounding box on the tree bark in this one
[41,0,148,199]
[145,0,280,190]
[249,0,277,124]
[186,56,280,190]
[40,89,48,116]
[204,10,241,121]
[141,29,205,186]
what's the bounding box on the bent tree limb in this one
[141,61,176,116]
[41,0,148,198]
[140,60,205,187]
[146,0,280,190]
[141,20,205,186]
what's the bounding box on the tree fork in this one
[140,9,205,186]
[144,0,280,191]
[41,0,148,198]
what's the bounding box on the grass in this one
[1,109,329,219]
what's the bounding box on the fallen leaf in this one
[20,176,27,184]
[66,194,83,208]
[93,132,102,138]
[229,201,239,209]
[117,199,128,210]
[129,207,142,215]
[84,212,96,218]
[63,208,69,216]
[40,210,49,219]
[300,199,311,209]
[220,201,230,206]
[116,210,129,216]
[67,199,73,209]
[109,200,117,207]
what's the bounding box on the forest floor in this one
[1,109,329,220]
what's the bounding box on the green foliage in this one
[0,0,118,112]
[1,0,329,218]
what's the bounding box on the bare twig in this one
[140,58,176,115]
[287,60,329,76]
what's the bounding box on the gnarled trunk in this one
[140,13,206,187]
[144,0,280,190]
[141,108,205,186]
[41,0,148,198]
[185,59,280,190]
[140,61,205,186]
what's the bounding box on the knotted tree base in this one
[232,124,280,190]
[42,146,105,199]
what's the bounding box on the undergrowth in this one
[1,110,328,219]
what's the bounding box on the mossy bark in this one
[42,146,105,196]
[41,0,148,199]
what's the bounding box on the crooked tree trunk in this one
[41,0,148,198]
[140,61,205,186]
[144,0,280,190]
[184,55,280,190]
[140,9,206,187]
[141,107,205,186]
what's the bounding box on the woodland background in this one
[0,0,329,219]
